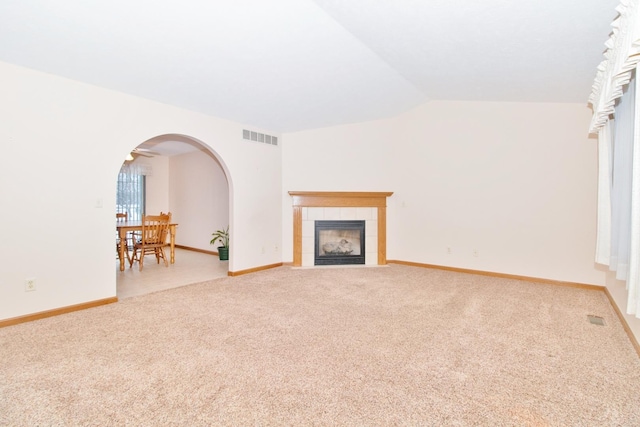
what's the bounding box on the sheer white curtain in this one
[628,72,640,315]
[609,75,635,281]
[595,119,613,265]
[599,69,640,318]
[597,72,640,317]
[596,69,640,318]
[590,0,640,318]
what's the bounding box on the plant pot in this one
[218,246,229,261]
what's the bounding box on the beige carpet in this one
[1,265,639,426]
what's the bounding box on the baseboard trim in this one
[0,297,118,329]
[387,260,604,291]
[229,263,283,277]
[175,245,218,256]
[603,287,640,357]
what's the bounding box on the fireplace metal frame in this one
[314,220,365,265]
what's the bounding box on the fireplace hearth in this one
[315,220,365,265]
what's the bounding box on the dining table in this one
[117,220,179,271]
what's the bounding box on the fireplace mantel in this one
[289,191,393,266]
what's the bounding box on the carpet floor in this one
[1,264,639,426]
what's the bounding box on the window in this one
[116,170,145,220]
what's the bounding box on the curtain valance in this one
[120,162,153,176]
[589,0,640,134]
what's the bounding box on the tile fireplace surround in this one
[288,191,393,267]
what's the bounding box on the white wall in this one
[282,100,604,285]
[0,61,282,321]
[143,156,170,215]
[169,150,229,251]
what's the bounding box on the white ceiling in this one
[0,0,619,132]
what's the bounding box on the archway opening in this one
[115,134,231,298]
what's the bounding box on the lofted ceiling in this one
[0,0,619,133]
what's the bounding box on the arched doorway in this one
[116,134,231,298]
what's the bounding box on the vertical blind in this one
[116,171,145,221]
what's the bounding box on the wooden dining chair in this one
[159,211,172,246]
[116,212,132,264]
[129,213,171,271]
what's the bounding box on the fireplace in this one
[288,191,393,267]
[315,220,365,265]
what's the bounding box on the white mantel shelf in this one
[288,191,393,267]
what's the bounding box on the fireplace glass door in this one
[314,220,365,265]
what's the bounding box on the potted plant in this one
[210,226,229,260]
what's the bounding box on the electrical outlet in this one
[447,247,452,255]
[275,245,279,252]
[473,249,479,257]
[25,279,36,292]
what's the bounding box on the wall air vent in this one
[242,129,279,146]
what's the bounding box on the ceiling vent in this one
[242,129,278,146]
